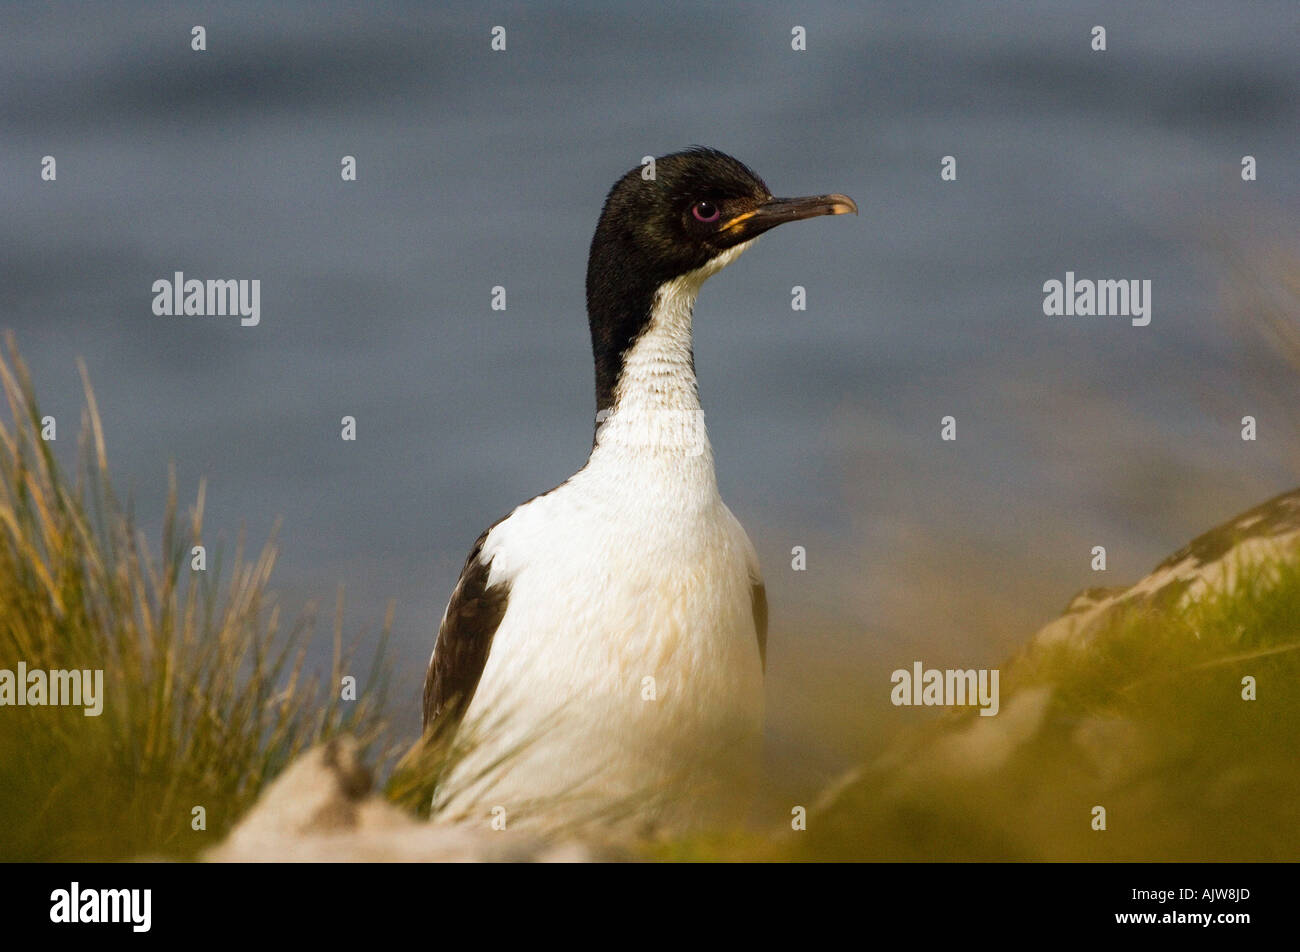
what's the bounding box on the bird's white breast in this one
[436,264,765,829]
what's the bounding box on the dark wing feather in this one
[750,579,768,672]
[422,528,511,734]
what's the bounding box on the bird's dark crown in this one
[588,147,773,290]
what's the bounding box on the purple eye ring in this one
[692,201,720,223]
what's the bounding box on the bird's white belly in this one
[436,478,765,829]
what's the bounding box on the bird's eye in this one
[691,201,721,223]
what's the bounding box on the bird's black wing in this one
[422,528,512,735]
[751,579,768,672]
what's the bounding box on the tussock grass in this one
[0,336,392,861]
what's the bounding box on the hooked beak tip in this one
[826,194,859,216]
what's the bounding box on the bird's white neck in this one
[589,274,710,476]
[588,241,754,474]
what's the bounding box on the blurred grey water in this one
[2,1,1297,787]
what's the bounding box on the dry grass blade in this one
[0,341,394,861]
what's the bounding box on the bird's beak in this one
[721,193,858,241]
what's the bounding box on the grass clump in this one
[0,337,391,861]
[788,541,1300,861]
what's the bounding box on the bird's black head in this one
[585,147,857,411]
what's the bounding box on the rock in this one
[206,736,609,862]
[1034,487,1300,647]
